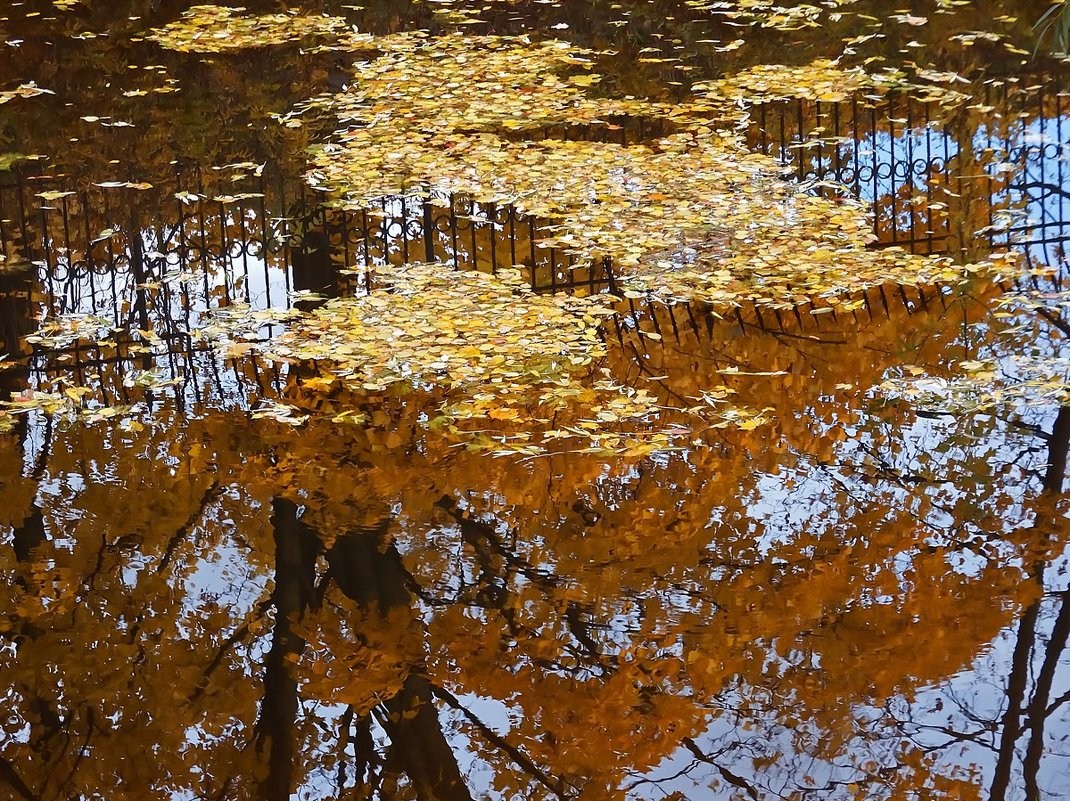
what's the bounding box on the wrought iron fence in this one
[1,83,1068,347]
[0,167,617,327]
[751,82,1070,272]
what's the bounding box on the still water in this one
[3,1,1070,798]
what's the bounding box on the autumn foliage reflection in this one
[2,284,1068,798]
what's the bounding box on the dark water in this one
[3,1,1070,799]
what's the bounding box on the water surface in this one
[3,1,1070,799]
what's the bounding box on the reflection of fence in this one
[6,83,1070,416]
[752,95,958,254]
[3,84,1070,329]
[300,193,615,294]
[751,85,1070,268]
[0,166,616,325]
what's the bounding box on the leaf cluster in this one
[146,4,348,53]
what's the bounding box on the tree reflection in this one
[2,287,1069,798]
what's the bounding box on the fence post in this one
[422,195,436,263]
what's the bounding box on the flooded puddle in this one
[3,1,1070,799]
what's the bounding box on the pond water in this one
[3,1,1070,799]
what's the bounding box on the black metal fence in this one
[0,166,617,328]
[2,84,1069,334]
[751,83,1070,269]
[1,85,1068,421]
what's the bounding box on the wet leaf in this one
[147,5,349,53]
